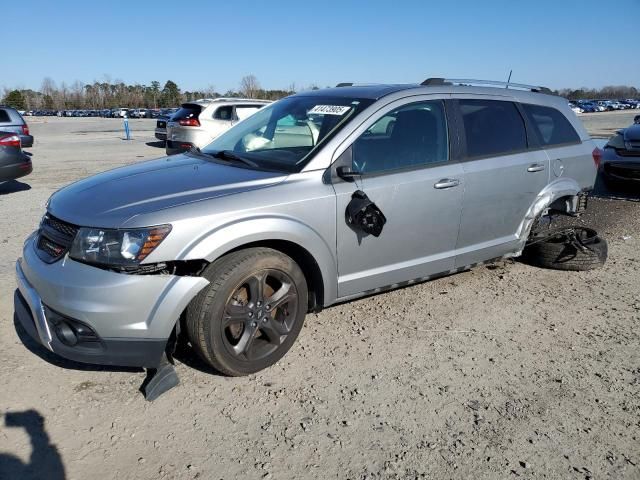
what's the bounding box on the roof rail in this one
[421,77,552,94]
[336,82,353,87]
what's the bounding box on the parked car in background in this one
[601,121,640,186]
[15,79,599,382]
[154,108,178,143]
[0,106,33,148]
[569,102,583,114]
[113,108,129,118]
[166,98,270,155]
[0,131,32,182]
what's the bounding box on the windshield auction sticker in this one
[308,105,351,115]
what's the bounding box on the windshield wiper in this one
[210,150,260,169]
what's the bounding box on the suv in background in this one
[0,106,33,148]
[154,108,178,143]
[15,78,598,392]
[165,98,270,155]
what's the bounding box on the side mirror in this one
[336,166,361,182]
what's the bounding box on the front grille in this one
[157,120,166,128]
[35,214,79,263]
[43,214,79,238]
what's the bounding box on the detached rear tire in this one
[522,228,607,271]
[186,248,307,376]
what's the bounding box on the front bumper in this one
[154,130,167,141]
[602,160,640,183]
[14,234,208,367]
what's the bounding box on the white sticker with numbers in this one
[308,105,351,115]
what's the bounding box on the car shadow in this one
[145,141,165,148]
[13,312,141,374]
[0,409,66,480]
[0,180,31,195]
[171,339,225,377]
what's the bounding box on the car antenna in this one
[506,69,513,89]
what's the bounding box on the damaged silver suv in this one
[15,78,599,397]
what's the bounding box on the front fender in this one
[178,215,338,305]
[514,177,582,252]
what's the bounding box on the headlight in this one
[69,225,171,266]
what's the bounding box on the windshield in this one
[201,95,373,172]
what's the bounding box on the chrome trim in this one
[15,258,53,350]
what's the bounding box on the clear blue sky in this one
[5,0,639,93]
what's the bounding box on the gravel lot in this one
[1,113,639,480]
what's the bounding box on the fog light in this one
[55,322,78,346]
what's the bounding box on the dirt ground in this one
[0,113,639,480]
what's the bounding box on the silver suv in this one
[165,98,270,155]
[15,79,598,385]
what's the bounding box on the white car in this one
[166,98,271,154]
[113,108,129,118]
[569,103,583,114]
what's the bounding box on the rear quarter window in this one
[0,109,12,123]
[522,104,580,147]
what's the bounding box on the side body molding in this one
[178,215,339,307]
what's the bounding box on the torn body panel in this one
[512,178,585,257]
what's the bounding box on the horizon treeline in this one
[0,75,305,111]
[1,76,638,111]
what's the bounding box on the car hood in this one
[48,153,287,228]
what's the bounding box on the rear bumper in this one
[165,140,192,155]
[20,134,34,148]
[0,157,32,181]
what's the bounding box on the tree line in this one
[1,75,299,111]
[554,85,639,101]
[3,76,638,111]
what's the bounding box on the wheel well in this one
[227,240,325,313]
[548,194,581,216]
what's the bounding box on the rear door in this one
[452,97,549,267]
[332,97,464,298]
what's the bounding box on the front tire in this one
[186,248,308,376]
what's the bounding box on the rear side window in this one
[522,104,580,147]
[0,109,12,123]
[459,100,527,158]
[214,106,233,120]
[173,104,202,121]
[234,105,263,121]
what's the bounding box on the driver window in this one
[352,101,448,174]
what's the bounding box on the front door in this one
[332,99,464,298]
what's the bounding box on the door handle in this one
[527,164,545,172]
[434,178,460,189]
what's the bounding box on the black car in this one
[0,131,32,182]
[601,120,640,185]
